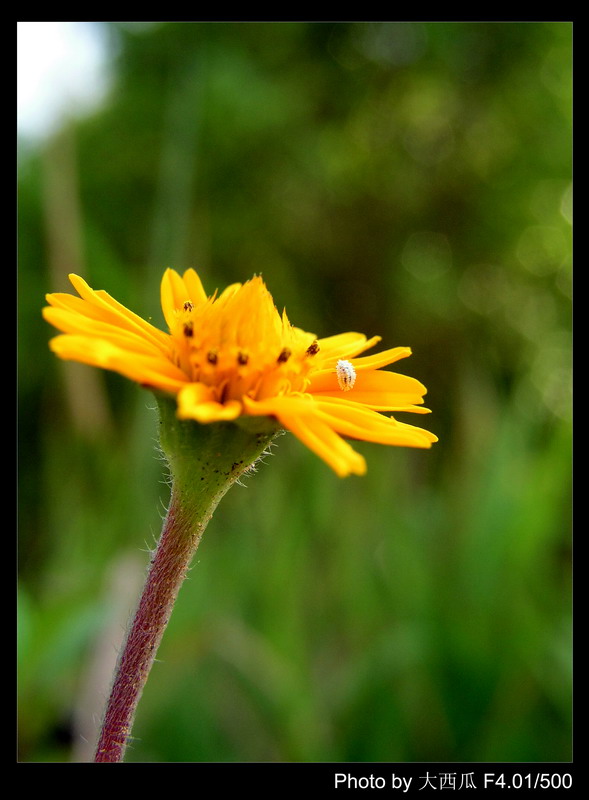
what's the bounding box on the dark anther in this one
[306,340,320,356]
[237,351,249,365]
[277,348,292,363]
[183,301,194,311]
[207,351,218,365]
[183,322,194,337]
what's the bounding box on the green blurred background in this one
[18,22,572,763]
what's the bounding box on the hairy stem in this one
[94,486,203,762]
[93,398,279,762]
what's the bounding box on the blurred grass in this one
[18,21,571,762]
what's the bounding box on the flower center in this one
[169,277,319,403]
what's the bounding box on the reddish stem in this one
[94,489,203,762]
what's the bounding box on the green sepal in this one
[154,393,281,526]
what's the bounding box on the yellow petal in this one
[93,291,170,349]
[182,268,208,305]
[49,335,188,393]
[160,268,190,331]
[308,367,427,407]
[351,346,412,371]
[215,282,242,303]
[280,412,367,477]
[60,274,169,351]
[243,394,367,477]
[46,273,167,348]
[313,398,437,447]
[42,307,166,358]
[177,383,242,422]
[243,394,312,417]
[315,332,382,361]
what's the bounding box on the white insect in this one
[336,359,356,391]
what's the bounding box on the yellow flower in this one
[43,269,437,476]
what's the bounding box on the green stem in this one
[94,397,278,763]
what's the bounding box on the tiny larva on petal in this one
[336,359,356,391]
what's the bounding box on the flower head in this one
[43,269,437,476]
